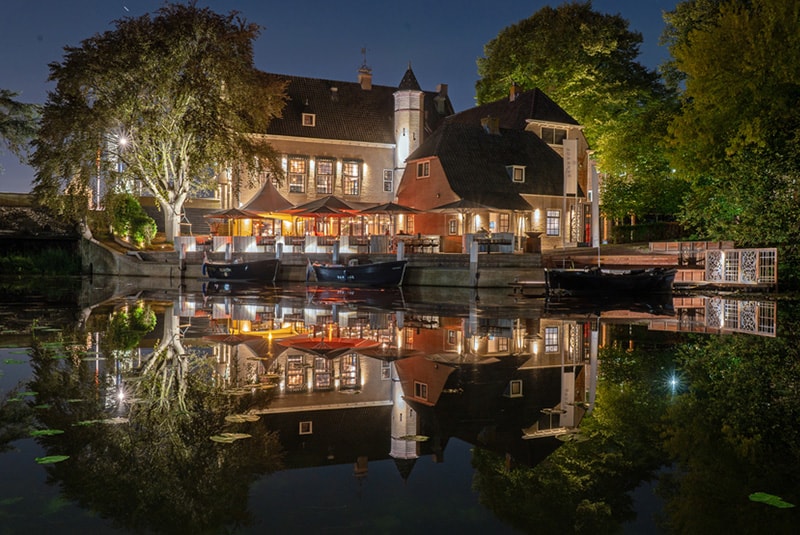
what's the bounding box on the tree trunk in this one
[159,199,185,243]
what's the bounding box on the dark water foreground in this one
[1,276,798,534]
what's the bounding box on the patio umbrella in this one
[359,201,421,235]
[430,198,492,234]
[278,333,379,359]
[203,207,264,235]
[282,195,358,236]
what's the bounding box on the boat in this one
[545,266,677,296]
[202,256,280,282]
[308,258,408,287]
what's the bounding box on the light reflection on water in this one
[0,277,793,534]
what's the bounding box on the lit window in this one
[302,113,316,127]
[414,381,428,400]
[343,160,361,196]
[545,326,559,353]
[417,161,430,178]
[448,218,458,235]
[541,127,567,145]
[508,165,525,183]
[316,158,334,194]
[383,169,394,192]
[288,156,307,193]
[498,213,510,233]
[546,209,560,236]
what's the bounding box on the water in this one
[1,277,798,534]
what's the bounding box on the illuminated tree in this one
[476,2,682,222]
[31,3,287,240]
[0,89,39,171]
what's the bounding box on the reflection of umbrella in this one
[427,352,501,365]
[203,333,272,356]
[359,202,421,235]
[278,334,379,359]
[357,345,422,361]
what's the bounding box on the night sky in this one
[0,0,677,192]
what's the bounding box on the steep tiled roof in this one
[408,122,565,207]
[262,70,452,144]
[446,88,579,130]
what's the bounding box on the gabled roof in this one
[446,88,579,130]
[262,69,452,144]
[407,122,565,206]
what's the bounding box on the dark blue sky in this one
[0,0,677,192]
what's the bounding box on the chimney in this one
[481,116,500,135]
[434,84,448,114]
[510,82,521,102]
[358,66,372,90]
[330,86,339,101]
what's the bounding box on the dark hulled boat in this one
[545,266,677,296]
[309,259,408,287]
[202,257,280,282]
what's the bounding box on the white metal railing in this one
[705,248,777,287]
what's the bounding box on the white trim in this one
[254,133,395,149]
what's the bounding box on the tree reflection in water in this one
[25,301,284,533]
[2,282,798,533]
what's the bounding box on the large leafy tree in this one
[0,89,39,171]
[475,1,682,222]
[31,3,287,240]
[665,0,800,286]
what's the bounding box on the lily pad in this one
[749,492,795,508]
[210,432,252,443]
[225,414,260,423]
[35,455,69,464]
[30,429,64,437]
[3,359,26,365]
[399,435,429,442]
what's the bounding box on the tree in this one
[475,1,681,222]
[0,89,39,171]
[31,3,287,240]
[664,0,800,285]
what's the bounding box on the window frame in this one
[541,127,567,145]
[315,157,335,195]
[287,156,308,194]
[342,159,362,196]
[546,209,561,237]
[383,169,394,192]
[416,161,430,178]
[302,113,316,127]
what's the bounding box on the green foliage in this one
[104,303,156,351]
[0,89,39,165]
[106,193,157,247]
[665,0,800,287]
[476,2,680,221]
[31,3,288,239]
[0,248,81,275]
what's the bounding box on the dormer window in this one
[302,113,316,127]
[508,165,525,183]
[541,127,567,145]
[417,161,430,178]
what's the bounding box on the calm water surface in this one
[1,276,797,534]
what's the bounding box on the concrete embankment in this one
[79,237,544,288]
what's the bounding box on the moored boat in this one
[309,259,408,287]
[545,266,677,296]
[202,257,280,282]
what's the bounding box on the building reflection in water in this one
[91,287,776,477]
